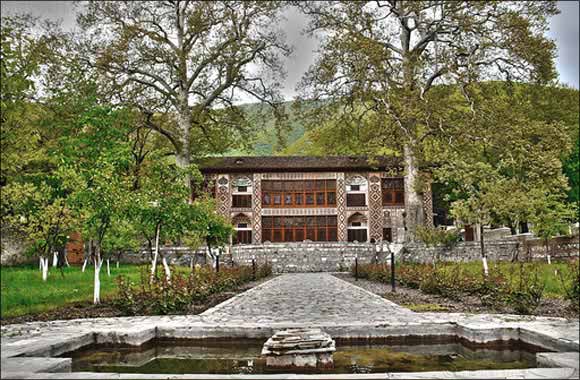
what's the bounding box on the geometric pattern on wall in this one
[262,208,337,216]
[336,172,347,241]
[368,174,384,241]
[216,175,231,218]
[261,172,337,180]
[252,173,262,244]
[422,180,434,227]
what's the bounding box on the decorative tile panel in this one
[252,173,262,244]
[216,174,231,218]
[261,172,337,180]
[261,208,337,216]
[368,174,383,241]
[423,180,434,227]
[336,173,347,241]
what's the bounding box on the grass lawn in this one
[449,261,575,297]
[1,263,168,318]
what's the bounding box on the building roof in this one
[197,156,403,173]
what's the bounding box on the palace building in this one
[198,156,434,245]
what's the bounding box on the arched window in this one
[232,177,252,208]
[232,214,252,245]
[347,213,368,242]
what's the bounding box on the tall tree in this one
[0,15,53,186]
[59,106,133,304]
[77,1,290,181]
[298,1,559,240]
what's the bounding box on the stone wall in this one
[0,226,34,266]
[400,241,520,264]
[400,234,579,264]
[232,242,388,273]
[120,246,208,266]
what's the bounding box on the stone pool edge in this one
[1,314,579,379]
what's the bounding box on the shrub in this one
[559,260,580,311]
[356,261,546,314]
[416,226,461,248]
[115,263,272,315]
[504,263,545,315]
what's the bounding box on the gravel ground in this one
[1,276,275,325]
[334,273,579,319]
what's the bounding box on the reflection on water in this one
[65,337,541,374]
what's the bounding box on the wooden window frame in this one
[261,180,338,208]
[232,194,251,208]
[261,215,338,243]
[382,178,405,206]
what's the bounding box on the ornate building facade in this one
[199,156,433,245]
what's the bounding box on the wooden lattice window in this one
[261,180,337,208]
[382,178,404,206]
[261,215,338,242]
[232,194,251,208]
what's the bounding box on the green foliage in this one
[1,15,54,185]
[558,260,580,311]
[528,189,575,240]
[58,106,134,254]
[415,226,460,248]
[504,264,545,315]
[1,181,75,259]
[563,137,580,218]
[115,264,272,315]
[357,261,579,314]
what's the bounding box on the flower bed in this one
[116,264,272,315]
[353,261,579,315]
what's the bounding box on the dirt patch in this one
[1,276,273,325]
[334,273,579,319]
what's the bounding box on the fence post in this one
[252,255,256,280]
[390,248,396,292]
[216,252,220,273]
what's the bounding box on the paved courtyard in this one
[201,273,418,324]
[1,273,579,379]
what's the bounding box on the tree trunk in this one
[82,258,88,272]
[40,257,49,281]
[162,255,171,283]
[545,238,551,264]
[106,258,111,276]
[176,98,192,197]
[93,242,103,304]
[52,251,58,267]
[480,224,489,276]
[403,143,425,242]
[150,223,161,282]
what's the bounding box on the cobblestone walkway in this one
[200,272,419,324]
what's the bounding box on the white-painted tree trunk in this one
[52,251,58,267]
[93,258,103,304]
[482,256,489,277]
[547,255,551,265]
[64,252,70,267]
[150,223,161,282]
[39,257,43,271]
[116,260,120,269]
[106,258,111,276]
[41,257,49,281]
[162,255,171,282]
[81,258,88,272]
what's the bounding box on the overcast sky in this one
[2,0,579,100]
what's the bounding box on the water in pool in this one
[64,336,544,374]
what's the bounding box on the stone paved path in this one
[200,272,418,324]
